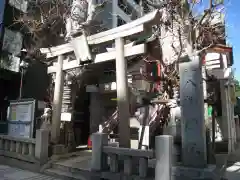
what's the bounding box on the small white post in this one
[138,125,149,150]
[51,55,64,144]
[115,37,130,148]
[99,125,103,133]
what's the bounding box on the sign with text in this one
[8,100,35,138]
[9,104,32,122]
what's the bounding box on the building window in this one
[117,16,126,26]
[96,0,103,4]
[118,0,134,15]
[9,0,28,13]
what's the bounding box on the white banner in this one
[2,28,23,56]
[9,0,28,13]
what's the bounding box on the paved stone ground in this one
[225,162,240,180]
[0,165,61,180]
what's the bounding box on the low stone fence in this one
[91,133,172,180]
[0,129,49,171]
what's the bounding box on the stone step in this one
[44,155,97,180]
[52,162,90,174]
[0,165,61,180]
[45,168,89,180]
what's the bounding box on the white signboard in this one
[8,124,31,138]
[8,100,35,138]
[9,103,32,122]
[2,28,23,55]
[0,55,20,72]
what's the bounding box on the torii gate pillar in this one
[116,37,131,148]
[51,55,64,144]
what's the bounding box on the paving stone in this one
[0,165,61,180]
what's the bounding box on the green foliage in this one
[234,79,240,115]
[235,79,240,97]
[235,98,240,115]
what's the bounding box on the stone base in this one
[52,144,67,155]
[172,164,219,180]
[0,156,41,173]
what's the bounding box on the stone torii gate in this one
[40,10,160,148]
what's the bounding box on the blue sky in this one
[225,0,240,80]
[192,0,239,79]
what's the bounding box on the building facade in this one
[0,0,49,123]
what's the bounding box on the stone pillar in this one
[91,133,108,171]
[90,92,103,133]
[115,37,130,148]
[202,67,209,129]
[219,80,229,141]
[51,55,64,144]
[155,135,173,180]
[225,82,237,152]
[35,129,49,164]
[179,55,207,168]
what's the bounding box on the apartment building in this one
[97,0,142,28]
[0,0,28,72]
[0,0,49,103]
